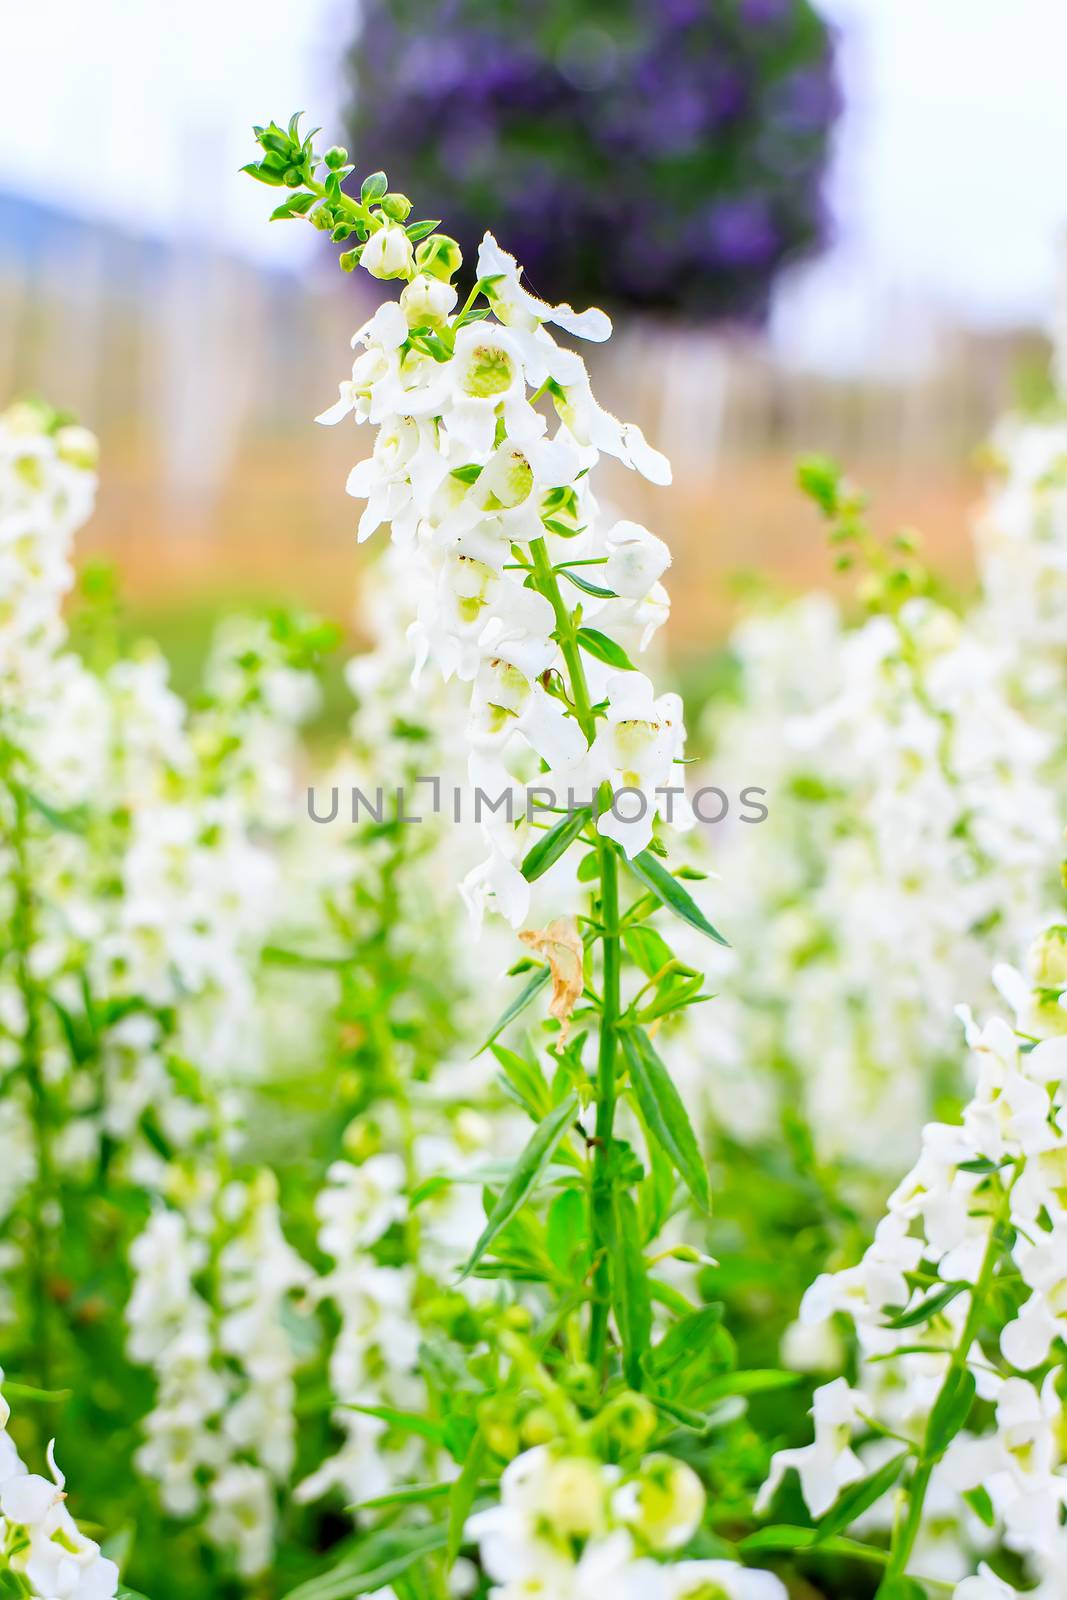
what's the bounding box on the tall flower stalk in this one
[243,118,787,1600]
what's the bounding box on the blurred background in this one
[2,0,1066,675]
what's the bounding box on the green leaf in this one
[796,453,842,514]
[622,924,675,978]
[360,170,388,203]
[622,1028,711,1211]
[241,161,286,186]
[874,1580,925,1600]
[546,1187,586,1275]
[284,1523,447,1600]
[561,569,618,599]
[624,851,728,946]
[404,218,440,241]
[963,1485,995,1527]
[607,1188,652,1387]
[647,1306,725,1378]
[575,627,636,670]
[490,1042,551,1120]
[479,964,551,1051]
[815,1452,908,1542]
[340,1402,447,1447]
[698,1369,801,1399]
[0,1380,72,1403]
[521,809,592,881]
[447,1430,487,1565]
[923,1365,975,1460]
[884,1280,968,1329]
[25,790,88,833]
[459,1093,578,1280]
[740,1527,888,1566]
[348,1483,453,1512]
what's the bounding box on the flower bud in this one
[399,272,458,329]
[597,1391,657,1452]
[536,1455,608,1538]
[360,222,414,281]
[54,425,99,471]
[614,1453,706,1552]
[324,146,349,169]
[520,1405,559,1446]
[1028,926,1067,989]
[415,233,463,282]
[380,191,412,221]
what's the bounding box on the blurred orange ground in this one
[79,441,982,652]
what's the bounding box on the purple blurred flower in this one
[345,0,840,320]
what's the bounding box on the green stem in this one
[879,1181,1011,1590]
[527,536,620,1376]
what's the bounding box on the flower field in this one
[1,111,1067,1600]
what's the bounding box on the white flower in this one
[0,1432,119,1600]
[460,819,531,932]
[586,673,691,856]
[602,521,672,600]
[662,1564,788,1600]
[612,1454,705,1552]
[756,1378,867,1518]
[316,1154,407,1253]
[954,1567,1019,1599]
[361,222,415,280]
[400,272,458,328]
[477,232,612,344]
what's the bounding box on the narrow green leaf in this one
[814,1452,908,1542]
[884,1280,968,1329]
[479,964,551,1051]
[447,1430,487,1565]
[923,1365,975,1459]
[608,1188,652,1387]
[622,924,675,978]
[521,808,592,881]
[561,569,618,599]
[490,1042,550,1120]
[0,1380,72,1403]
[405,219,440,241]
[647,1306,724,1377]
[740,1527,888,1566]
[459,1093,578,1279]
[623,1029,710,1211]
[575,627,636,670]
[698,1369,801,1399]
[624,851,728,946]
[348,1482,452,1512]
[340,1402,447,1447]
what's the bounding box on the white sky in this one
[3,0,1067,367]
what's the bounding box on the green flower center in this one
[464,345,514,399]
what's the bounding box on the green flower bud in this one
[563,1362,599,1407]
[1029,926,1067,989]
[324,146,349,170]
[597,1391,657,1453]
[520,1405,559,1446]
[380,192,412,222]
[415,234,462,282]
[55,425,99,471]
